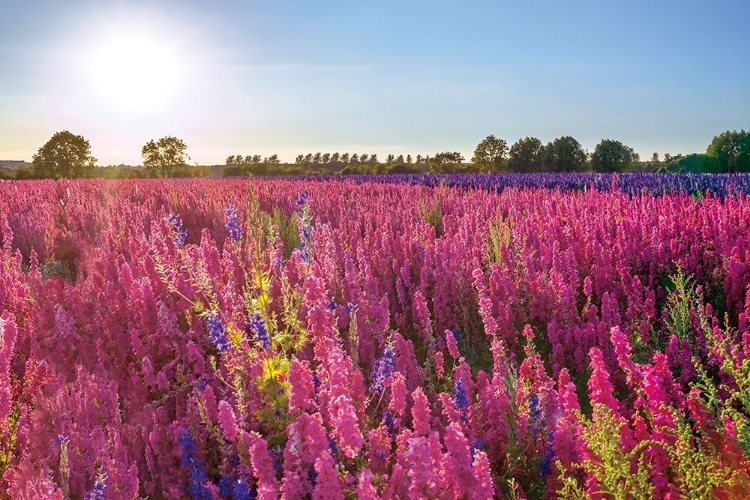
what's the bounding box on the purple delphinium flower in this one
[369,346,395,395]
[454,378,469,410]
[180,428,212,500]
[167,213,187,248]
[84,475,106,500]
[296,189,309,206]
[249,313,270,350]
[225,204,242,242]
[206,311,230,352]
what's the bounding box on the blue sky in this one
[1,0,748,165]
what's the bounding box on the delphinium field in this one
[1,177,750,499]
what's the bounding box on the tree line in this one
[2,129,748,180]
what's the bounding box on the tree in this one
[331,152,341,164]
[707,129,750,173]
[590,139,639,172]
[295,154,304,165]
[360,154,369,164]
[651,152,659,163]
[386,154,395,165]
[313,152,322,165]
[322,153,331,164]
[265,154,280,164]
[226,155,236,165]
[430,152,464,173]
[141,136,189,178]
[406,154,413,165]
[471,134,508,172]
[350,154,359,165]
[540,136,587,172]
[667,154,722,174]
[251,154,262,164]
[340,153,350,164]
[32,130,97,179]
[507,137,543,172]
[369,154,378,165]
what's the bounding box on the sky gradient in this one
[1,0,748,165]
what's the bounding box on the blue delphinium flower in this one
[369,346,395,394]
[180,428,212,500]
[296,190,313,263]
[168,213,187,248]
[84,474,106,500]
[454,378,469,411]
[249,313,270,350]
[327,298,337,310]
[345,302,357,314]
[271,446,283,475]
[296,189,309,206]
[450,329,461,345]
[232,478,256,500]
[225,204,242,242]
[328,436,339,463]
[206,311,230,352]
[470,438,484,460]
[540,433,555,477]
[383,411,395,435]
[530,394,541,421]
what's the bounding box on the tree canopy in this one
[541,136,587,172]
[508,137,544,173]
[429,152,465,173]
[590,139,639,172]
[32,130,97,179]
[471,135,508,172]
[706,130,750,173]
[141,136,189,178]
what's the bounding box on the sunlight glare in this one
[90,34,182,111]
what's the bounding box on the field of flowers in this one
[1,177,750,499]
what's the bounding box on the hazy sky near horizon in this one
[1,0,748,165]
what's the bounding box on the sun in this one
[90,34,182,110]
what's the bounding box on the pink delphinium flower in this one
[442,421,475,497]
[389,371,408,417]
[446,329,461,359]
[217,400,239,443]
[587,347,619,413]
[288,360,316,413]
[355,468,380,499]
[411,387,432,436]
[330,393,363,459]
[312,451,343,500]
[248,433,280,500]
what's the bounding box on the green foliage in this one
[540,136,587,172]
[706,129,750,173]
[271,208,300,260]
[39,259,73,280]
[508,137,544,172]
[32,130,97,179]
[666,154,723,174]
[429,152,465,173]
[421,199,444,237]
[590,139,639,173]
[664,270,695,343]
[386,163,422,174]
[576,405,655,499]
[664,412,749,498]
[141,136,189,178]
[486,214,511,267]
[472,134,508,172]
